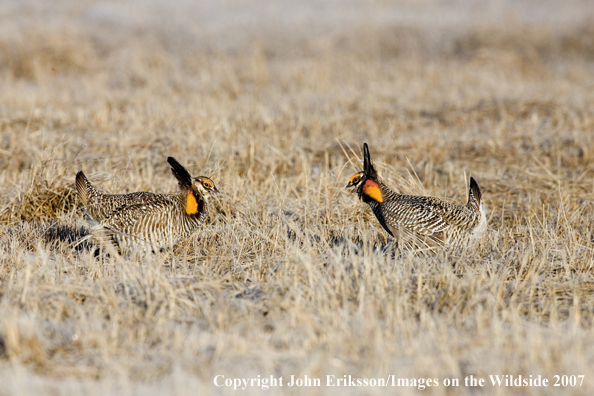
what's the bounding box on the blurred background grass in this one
[0,0,594,394]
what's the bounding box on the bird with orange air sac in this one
[347,143,486,251]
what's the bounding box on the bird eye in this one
[202,180,212,189]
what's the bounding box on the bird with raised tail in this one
[347,143,486,250]
[75,157,218,252]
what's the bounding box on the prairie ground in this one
[1,1,594,395]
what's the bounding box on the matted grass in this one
[1,1,594,394]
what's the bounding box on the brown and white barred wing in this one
[97,195,207,251]
[98,197,180,251]
[87,191,165,224]
[377,197,455,248]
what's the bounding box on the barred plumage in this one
[75,157,218,252]
[347,143,486,250]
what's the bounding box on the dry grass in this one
[1,1,594,394]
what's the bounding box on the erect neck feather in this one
[362,179,383,203]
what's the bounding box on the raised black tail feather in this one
[167,157,193,188]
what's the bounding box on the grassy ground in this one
[1,1,594,394]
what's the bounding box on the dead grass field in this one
[1,1,594,394]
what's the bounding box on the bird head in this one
[167,156,218,215]
[193,176,219,195]
[346,143,383,203]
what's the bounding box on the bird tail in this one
[75,171,90,207]
[467,177,482,211]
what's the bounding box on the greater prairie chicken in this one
[347,143,486,250]
[75,157,218,252]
